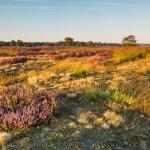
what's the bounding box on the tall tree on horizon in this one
[64,37,74,46]
[16,40,24,46]
[122,35,137,46]
[10,40,16,46]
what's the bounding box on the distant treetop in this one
[64,37,74,46]
[122,35,137,46]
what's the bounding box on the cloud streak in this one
[0,0,147,11]
[0,0,142,7]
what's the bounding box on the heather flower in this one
[0,84,58,131]
[0,109,4,116]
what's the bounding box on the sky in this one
[0,0,150,43]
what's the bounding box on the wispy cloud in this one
[0,0,146,10]
[86,1,132,7]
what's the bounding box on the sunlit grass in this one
[0,46,150,149]
[113,47,150,63]
[53,58,103,75]
[0,49,16,56]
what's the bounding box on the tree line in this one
[0,40,121,47]
[0,35,138,47]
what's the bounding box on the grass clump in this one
[113,48,150,64]
[110,79,150,116]
[0,74,26,86]
[0,132,11,150]
[119,52,146,63]
[111,91,134,105]
[53,59,100,76]
[71,70,88,78]
[82,88,110,102]
[103,110,124,127]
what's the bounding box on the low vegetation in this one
[0,45,150,149]
[0,84,60,132]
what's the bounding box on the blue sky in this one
[0,0,150,43]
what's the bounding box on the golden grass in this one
[117,58,150,73]
[0,74,26,86]
[0,132,11,150]
[0,49,16,56]
[0,46,150,149]
[53,58,104,75]
[113,47,150,63]
[0,71,38,86]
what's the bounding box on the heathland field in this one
[0,46,150,149]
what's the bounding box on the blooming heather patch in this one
[0,56,27,64]
[0,84,59,131]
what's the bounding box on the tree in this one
[64,37,74,46]
[16,40,24,46]
[122,35,136,46]
[10,40,16,46]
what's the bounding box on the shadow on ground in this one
[7,97,150,150]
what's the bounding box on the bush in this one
[0,84,59,131]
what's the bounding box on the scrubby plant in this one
[0,56,27,64]
[0,84,59,131]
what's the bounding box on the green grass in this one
[71,70,88,78]
[81,88,110,102]
[111,91,134,105]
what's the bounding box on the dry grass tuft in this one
[78,111,97,129]
[0,132,11,150]
[103,110,124,127]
